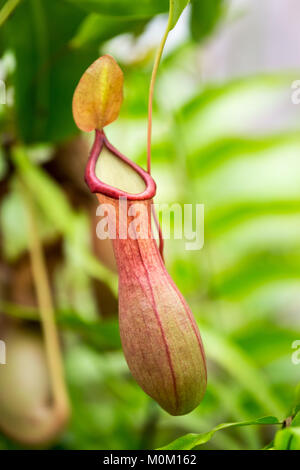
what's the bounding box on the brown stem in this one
[21,179,69,418]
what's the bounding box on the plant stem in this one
[21,178,69,415]
[0,0,21,27]
[147,19,171,259]
[147,23,170,174]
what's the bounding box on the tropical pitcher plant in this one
[72,55,207,416]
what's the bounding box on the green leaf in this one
[178,74,292,154]
[292,410,300,428]
[188,134,300,177]
[0,0,21,27]
[0,182,57,260]
[12,146,75,234]
[0,301,121,350]
[65,0,169,19]
[0,301,39,321]
[213,253,300,300]
[190,0,224,42]
[233,324,300,366]
[70,13,148,48]
[12,147,117,291]
[179,75,284,118]
[274,427,300,450]
[158,416,280,450]
[58,312,121,351]
[202,326,285,417]
[2,0,99,143]
[293,385,300,418]
[206,199,300,236]
[168,0,190,30]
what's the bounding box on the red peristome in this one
[85,130,156,201]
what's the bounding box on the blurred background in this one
[0,0,299,450]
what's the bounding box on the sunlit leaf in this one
[202,326,285,416]
[168,0,190,30]
[66,0,169,18]
[206,199,300,236]
[178,75,293,153]
[158,416,280,450]
[233,324,300,366]
[214,253,300,299]
[274,427,300,450]
[293,385,300,418]
[187,134,300,176]
[73,55,123,131]
[12,147,75,234]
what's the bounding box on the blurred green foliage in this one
[0,0,299,450]
[190,0,224,41]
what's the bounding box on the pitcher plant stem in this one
[21,177,69,416]
[147,23,170,174]
[147,19,171,260]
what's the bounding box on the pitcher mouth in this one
[85,129,156,201]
